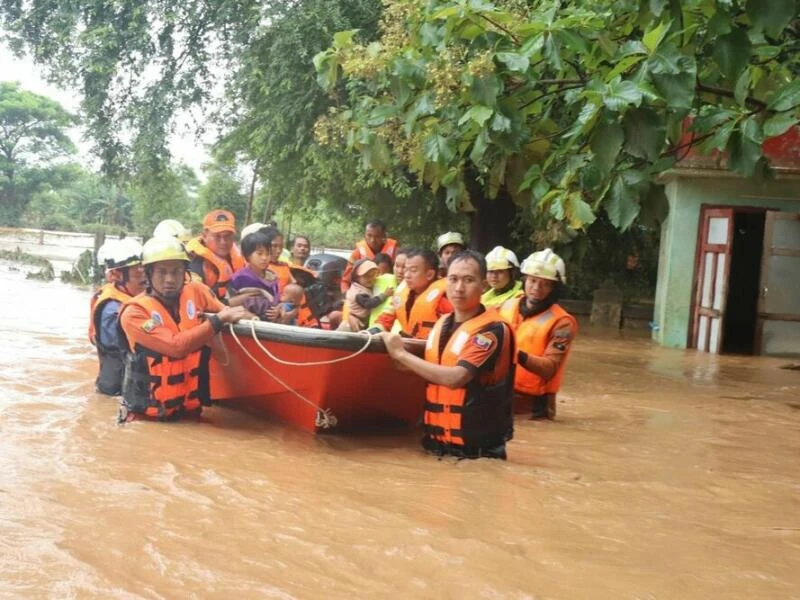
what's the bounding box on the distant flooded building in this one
[653,129,800,357]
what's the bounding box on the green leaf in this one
[651,72,696,109]
[606,55,646,82]
[423,134,455,165]
[565,192,596,230]
[604,175,641,231]
[698,118,737,154]
[740,116,763,145]
[767,80,800,112]
[734,68,751,107]
[590,121,624,175]
[469,75,501,107]
[746,0,795,38]
[470,128,490,164]
[623,107,666,161]
[603,78,643,112]
[496,52,529,73]
[764,112,799,138]
[649,0,668,17]
[333,29,358,49]
[648,44,684,75]
[431,5,460,20]
[643,20,670,54]
[490,112,511,132]
[404,94,435,135]
[518,164,541,193]
[458,106,494,127]
[727,130,762,177]
[713,28,751,81]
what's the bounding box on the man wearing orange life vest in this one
[498,249,577,420]
[382,250,515,459]
[186,209,247,302]
[119,237,252,421]
[370,249,453,340]
[89,238,148,396]
[341,219,398,291]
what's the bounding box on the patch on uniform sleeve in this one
[141,319,156,333]
[472,333,493,350]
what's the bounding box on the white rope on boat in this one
[225,323,338,429]
[247,319,375,366]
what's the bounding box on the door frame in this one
[687,204,772,351]
[755,210,800,355]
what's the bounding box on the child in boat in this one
[338,259,394,332]
[277,283,305,325]
[230,230,279,319]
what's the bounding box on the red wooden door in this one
[692,207,734,353]
[756,211,800,356]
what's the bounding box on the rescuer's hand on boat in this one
[217,306,255,324]
[381,331,406,359]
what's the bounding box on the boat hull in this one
[209,321,426,434]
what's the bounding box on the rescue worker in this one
[498,249,577,420]
[481,246,522,307]
[341,219,398,291]
[289,235,311,266]
[382,250,515,459]
[436,231,466,277]
[186,209,246,301]
[118,237,251,421]
[89,238,147,395]
[371,249,452,340]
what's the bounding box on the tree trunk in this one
[245,159,260,225]
[465,173,519,252]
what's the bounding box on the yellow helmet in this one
[152,219,191,243]
[485,246,519,271]
[436,231,465,253]
[142,237,189,266]
[520,248,566,283]
[97,238,143,271]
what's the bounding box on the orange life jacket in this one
[297,294,319,328]
[355,238,398,261]
[423,309,515,448]
[269,262,293,292]
[186,237,245,299]
[89,283,134,395]
[119,283,211,419]
[498,298,577,396]
[394,279,449,340]
[89,283,132,346]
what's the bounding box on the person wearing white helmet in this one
[481,246,522,307]
[435,231,466,277]
[152,219,191,243]
[118,237,252,422]
[498,248,577,420]
[89,238,147,395]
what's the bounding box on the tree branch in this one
[478,14,520,45]
[696,82,767,111]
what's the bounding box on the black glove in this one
[517,350,529,365]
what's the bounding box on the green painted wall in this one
[653,171,800,348]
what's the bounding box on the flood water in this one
[2,262,799,599]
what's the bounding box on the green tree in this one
[197,160,247,225]
[0,81,76,224]
[314,0,800,242]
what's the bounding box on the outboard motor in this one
[291,253,347,320]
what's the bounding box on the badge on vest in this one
[142,319,156,333]
[186,299,197,319]
[472,333,493,350]
[150,310,163,325]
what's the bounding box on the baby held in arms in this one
[278,283,305,326]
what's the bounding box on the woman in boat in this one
[118,237,252,422]
[382,250,515,459]
[481,246,522,307]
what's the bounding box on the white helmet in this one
[241,222,267,240]
[98,238,143,271]
[520,248,566,283]
[485,246,519,271]
[153,219,191,243]
[436,231,465,253]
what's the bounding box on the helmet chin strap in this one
[521,282,563,318]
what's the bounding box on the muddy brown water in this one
[1,263,799,599]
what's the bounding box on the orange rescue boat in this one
[208,320,426,434]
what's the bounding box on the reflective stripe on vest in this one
[394,279,448,340]
[481,281,523,308]
[498,298,577,396]
[186,237,245,299]
[119,283,210,418]
[423,310,515,448]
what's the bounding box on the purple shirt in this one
[230,265,280,318]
